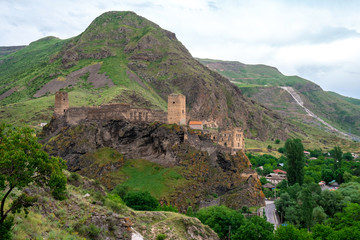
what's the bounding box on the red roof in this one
[189,121,203,125]
[273,169,287,174]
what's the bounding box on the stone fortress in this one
[54,91,245,153]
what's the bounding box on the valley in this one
[0,10,360,240]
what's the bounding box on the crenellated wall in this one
[63,103,167,125]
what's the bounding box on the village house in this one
[189,121,203,130]
[265,173,287,185]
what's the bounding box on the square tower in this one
[168,93,186,125]
[54,91,69,116]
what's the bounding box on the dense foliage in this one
[285,139,305,185]
[123,191,159,211]
[0,125,67,238]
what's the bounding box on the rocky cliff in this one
[41,117,264,211]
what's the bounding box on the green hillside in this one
[0,11,292,141]
[198,59,360,138]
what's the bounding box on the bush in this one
[87,224,101,239]
[123,191,159,211]
[0,216,13,240]
[156,234,167,240]
[112,184,129,198]
[275,139,281,144]
[278,147,286,153]
[186,206,194,216]
[68,172,80,182]
[105,193,125,212]
[156,204,178,212]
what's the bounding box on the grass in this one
[112,159,188,199]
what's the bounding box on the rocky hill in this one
[40,117,264,211]
[11,171,219,240]
[0,11,295,140]
[199,59,360,139]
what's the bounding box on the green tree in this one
[196,205,244,239]
[343,152,354,161]
[274,224,312,240]
[234,216,274,240]
[343,171,353,183]
[123,191,159,211]
[312,224,334,240]
[320,190,344,217]
[321,168,334,183]
[332,146,343,171]
[312,206,327,224]
[299,185,315,230]
[285,139,305,186]
[0,125,66,229]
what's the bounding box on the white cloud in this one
[1,0,360,98]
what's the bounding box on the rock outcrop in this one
[41,117,265,211]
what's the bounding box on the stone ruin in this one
[54,91,185,125]
[54,91,244,154]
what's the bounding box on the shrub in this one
[87,224,101,239]
[186,206,194,216]
[275,139,281,144]
[156,234,167,240]
[156,204,178,212]
[123,191,159,211]
[0,215,13,240]
[112,184,129,198]
[68,172,80,182]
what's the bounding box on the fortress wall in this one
[64,103,167,125]
[66,107,88,125]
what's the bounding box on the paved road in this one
[265,200,279,229]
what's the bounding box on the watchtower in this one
[54,91,69,116]
[167,93,186,125]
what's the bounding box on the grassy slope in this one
[8,171,217,239]
[0,15,170,128]
[198,58,360,141]
[81,148,188,200]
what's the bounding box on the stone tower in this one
[168,93,186,125]
[54,91,69,116]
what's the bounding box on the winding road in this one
[280,87,352,139]
[265,200,279,229]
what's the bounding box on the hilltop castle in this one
[54,91,244,153]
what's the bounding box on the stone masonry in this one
[54,92,69,116]
[167,93,186,125]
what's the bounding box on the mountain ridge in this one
[0,11,295,141]
[198,58,360,138]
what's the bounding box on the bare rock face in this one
[41,118,265,210]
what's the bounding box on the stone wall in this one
[64,103,167,125]
[207,127,245,155]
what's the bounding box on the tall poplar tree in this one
[285,138,305,186]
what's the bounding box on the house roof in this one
[189,121,203,125]
[263,183,275,188]
[273,169,287,174]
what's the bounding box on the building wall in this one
[217,127,245,154]
[54,92,69,116]
[167,93,186,125]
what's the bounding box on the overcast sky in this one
[1,0,360,99]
